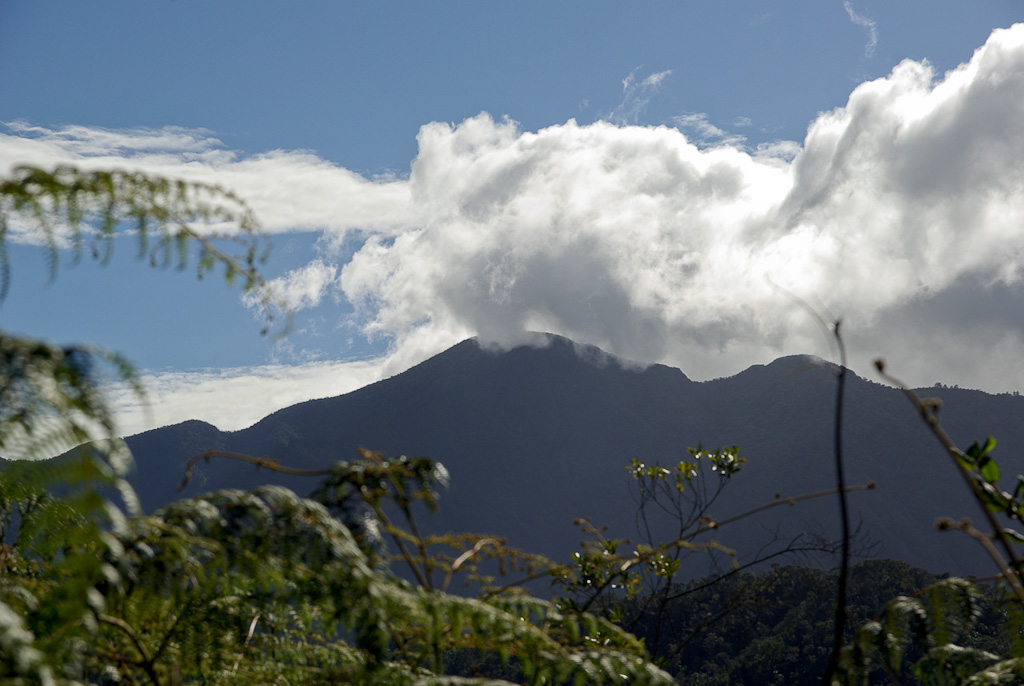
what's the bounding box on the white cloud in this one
[0,123,417,239]
[671,112,748,147]
[8,23,1024,415]
[4,121,227,157]
[110,358,387,435]
[754,139,801,163]
[244,258,338,312]
[341,114,794,375]
[640,70,672,89]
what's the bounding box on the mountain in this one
[122,334,1024,577]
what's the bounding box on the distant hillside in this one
[123,334,1024,577]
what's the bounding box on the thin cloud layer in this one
[0,123,416,236]
[111,359,387,435]
[6,23,1024,427]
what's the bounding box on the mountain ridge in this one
[119,333,1024,577]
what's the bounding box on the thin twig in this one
[570,483,870,617]
[98,613,162,686]
[824,321,851,686]
[936,518,1024,601]
[768,281,852,685]
[230,612,261,676]
[441,538,500,593]
[696,482,874,534]
[177,449,333,492]
[367,488,432,590]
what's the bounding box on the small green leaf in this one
[979,482,1010,512]
[979,455,1001,484]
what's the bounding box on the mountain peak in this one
[441,332,689,380]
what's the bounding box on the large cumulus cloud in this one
[340,24,1024,388]
[5,23,1024,407]
[340,114,795,376]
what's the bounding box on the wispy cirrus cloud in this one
[112,358,387,435]
[0,123,417,239]
[671,112,748,147]
[843,1,878,58]
[607,68,673,125]
[3,121,227,157]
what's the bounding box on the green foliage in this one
[555,442,853,667]
[554,447,747,622]
[0,450,674,684]
[954,436,1024,519]
[607,559,946,686]
[833,577,1012,685]
[0,167,292,681]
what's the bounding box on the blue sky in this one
[2,2,1024,435]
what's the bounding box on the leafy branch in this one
[553,441,872,668]
[0,164,281,332]
[874,359,1024,603]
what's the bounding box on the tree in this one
[0,164,673,684]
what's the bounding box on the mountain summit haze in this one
[123,334,1024,577]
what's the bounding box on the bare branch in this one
[177,449,333,492]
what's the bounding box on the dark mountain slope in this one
[123,335,1024,576]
